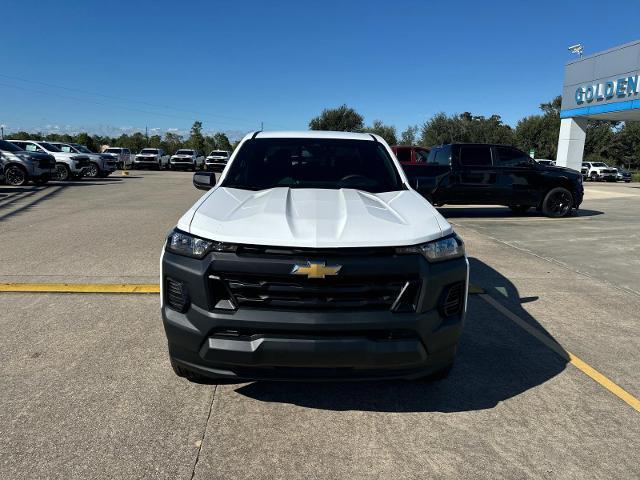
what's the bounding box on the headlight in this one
[396,234,465,262]
[166,229,237,259]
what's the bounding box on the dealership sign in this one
[575,76,640,104]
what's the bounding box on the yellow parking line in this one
[0,283,160,293]
[480,293,640,412]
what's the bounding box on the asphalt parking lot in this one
[1,172,638,479]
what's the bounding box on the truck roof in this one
[245,131,379,141]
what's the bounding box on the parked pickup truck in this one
[391,145,430,164]
[204,150,230,171]
[133,148,170,170]
[162,131,468,383]
[1,139,55,186]
[9,139,89,181]
[401,143,583,217]
[582,162,618,182]
[102,147,131,169]
[169,149,204,171]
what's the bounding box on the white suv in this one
[169,149,204,171]
[8,139,90,181]
[49,142,116,178]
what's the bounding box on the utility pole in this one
[0,125,4,140]
[260,121,263,131]
[145,125,149,145]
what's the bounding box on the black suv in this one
[402,144,584,217]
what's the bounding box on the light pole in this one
[0,125,4,140]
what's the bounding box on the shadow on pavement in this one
[438,206,603,219]
[235,258,568,413]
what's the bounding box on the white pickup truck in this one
[133,148,170,170]
[169,149,204,171]
[161,131,469,383]
[582,162,618,182]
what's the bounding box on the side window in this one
[415,149,430,163]
[60,145,72,153]
[395,148,411,163]
[433,148,451,166]
[495,147,530,167]
[459,145,492,166]
[25,143,38,152]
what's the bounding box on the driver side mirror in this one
[193,172,216,190]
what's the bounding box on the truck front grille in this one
[219,273,411,311]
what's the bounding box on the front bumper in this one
[161,249,468,381]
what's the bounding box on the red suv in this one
[391,145,430,165]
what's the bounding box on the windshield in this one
[209,151,228,157]
[0,140,24,152]
[105,148,122,153]
[56,144,75,153]
[222,138,404,193]
[40,142,61,152]
[74,145,92,153]
[592,162,607,167]
[140,149,158,154]
[176,150,194,155]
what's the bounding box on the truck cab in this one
[403,143,584,217]
[392,145,431,165]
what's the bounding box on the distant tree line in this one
[6,121,236,155]
[309,99,640,169]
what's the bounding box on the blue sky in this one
[1,0,638,139]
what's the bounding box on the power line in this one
[0,72,289,129]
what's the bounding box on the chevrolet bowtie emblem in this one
[291,261,342,279]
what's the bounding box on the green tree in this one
[188,121,206,153]
[514,96,562,159]
[309,104,364,132]
[213,132,233,152]
[148,135,163,149]
[400,125,419,145]
[162,132,184,154]
[365,120,397,145]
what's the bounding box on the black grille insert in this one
[219,273,410,311]
[166,277,189,312]
[440,282,464,317]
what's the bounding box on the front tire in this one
[86,163,100,178]
[542,187,573,218]
[5,165,28,186]
[55,163,71,181]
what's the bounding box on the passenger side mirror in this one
[193,172,216,190]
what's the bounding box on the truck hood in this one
[181,187,451,248]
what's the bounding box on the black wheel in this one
[542,187,573,218]
[509,205,531,214]
[86,163,100,178]
[55,163,71,181]
[5,165,28,186]
[589,172,597,182]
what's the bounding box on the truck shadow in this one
[234,258,569,413]
[438,206,603,218]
